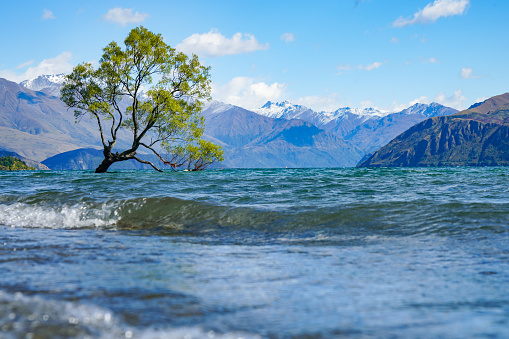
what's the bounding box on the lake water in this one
[1,167,509,338]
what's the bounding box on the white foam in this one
[0,203,118,229]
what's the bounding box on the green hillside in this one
[0,155,36,170]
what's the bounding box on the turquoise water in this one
[1,168,509,338]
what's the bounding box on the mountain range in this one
[1,74,463,170]
[358,93,509,167]
[254,100,458,154]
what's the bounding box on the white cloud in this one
[428,57,439,64]
[390,91,467,111]
[0,69,20,82]
[460,67,481,79]
[211,77,286,109]
[103,8,149,26]
[0,52,74,83]
[295,94,344,112]
[337,61,384,74]
[42,9,56,20]
[336,63,353,75]
[391,96,431,112]
[361,61,383,71]
[410,96,431,105]
[177,30,269,57]
[393,0,469,27]
[337,64,353,71]
[460,67,473,79]
[434,90,466,109]
[360,100,375,109]
[390,37,399,43]
[280,33,295,43]
[16,60,34,69]
[474,96,489,105]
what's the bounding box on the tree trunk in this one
[95,158,115,173]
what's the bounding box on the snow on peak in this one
[253,100,391,125]
[254,101,309,119]
[327,106,388,121]
[211,99,456,129]
[201,99,235,115]
[399,102,429,115]
[19,74,67,96]
[399,102,457,117]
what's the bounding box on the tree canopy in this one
[61,26,223,173]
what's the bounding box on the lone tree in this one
[61,26,223,173]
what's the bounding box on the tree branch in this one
[133,156,163,172]
[92,112,108,148]
[111,99,124,139]
[139,142,186,169]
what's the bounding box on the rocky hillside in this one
[358,93,509,167]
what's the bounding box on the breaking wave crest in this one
[1,195,509,241]
[0,202,119,229]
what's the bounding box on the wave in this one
[0,202,118,229]
[1,195,508,241]
[0,290,260,339]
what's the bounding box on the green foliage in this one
[0,156,35,171]
[61,26,223,172]
[185,139,225,171]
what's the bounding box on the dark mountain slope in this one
[344,103,457,154]
[358,93,509,167]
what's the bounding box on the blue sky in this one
[0,0,507,112]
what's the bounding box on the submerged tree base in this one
[95,159,115,173]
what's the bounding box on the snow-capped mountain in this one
[253,101,312,119]
[254,101,390,127]
[328,107,388,120]
[254,101,333,127]
[254,100,456,126]
[11,73,460,165]
[250,100,458,155]
[334,102,458,154]
[201,99,235,116]
[19,74,66,97]
[398,102,457,118]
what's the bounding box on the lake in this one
[1,167,509,338]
